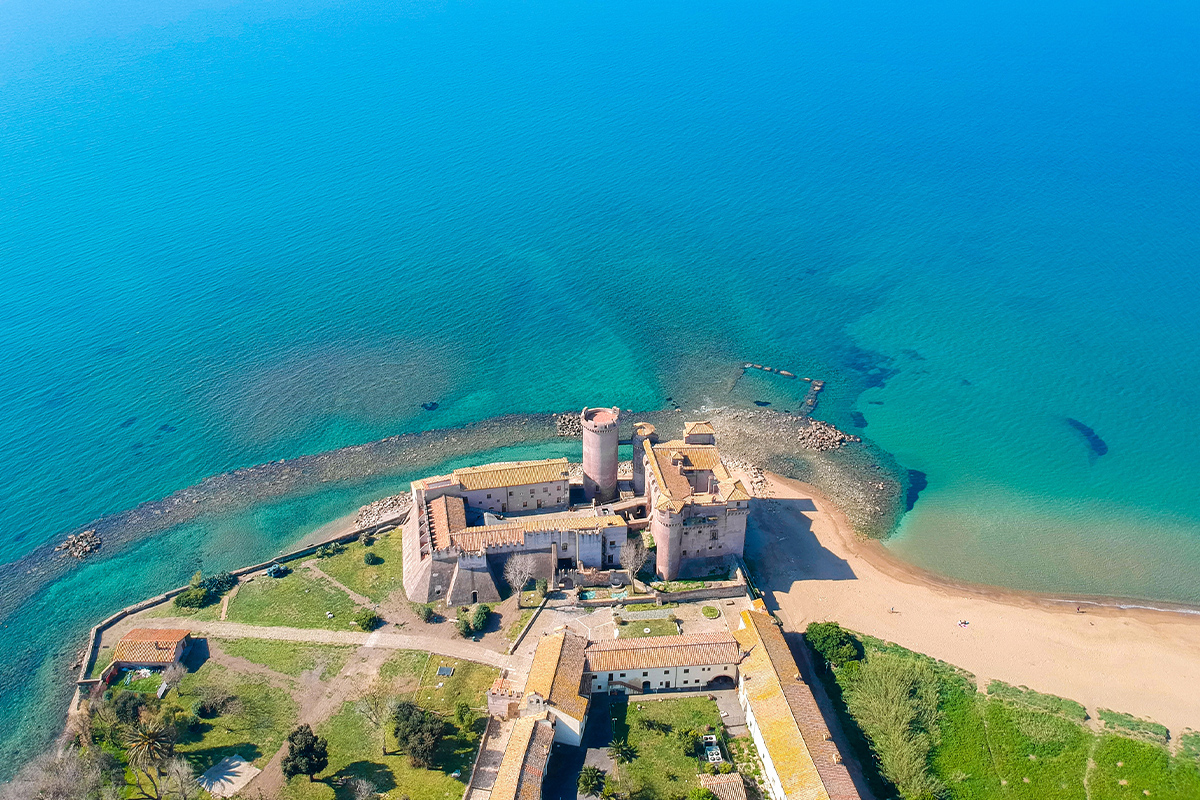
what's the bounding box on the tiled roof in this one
[684,421,716,436]
[112,629,189,665]
[584,632,741,673]
[452,459,570,492]
[449,514,626,554]
[699,773,749,800]
[735,611,861,800]
[429,495,467,550]
[491,714,555,800]
[646,436,746,512]
[525,632,590,722]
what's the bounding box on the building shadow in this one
[744,498,856,586]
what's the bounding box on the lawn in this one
[281,700,482,800]
[141,597,223,621]
[410,655,499,713]
[380,650,430,685]
[216,638,355,679]
[87,646,115,679]
[224,570,364,630]
[174,661,299,771]
[610,697,723,799]
[617,618,678,638]
[505,608,534,640]
[815,627,1200,800]
[311,534,405,603]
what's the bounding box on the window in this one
[683,549,688,555]
[643,672,649,677]
[487,494,492,499]
[683,669,689,674]
[608,674,613,681]
[530,489,535,495]
[620,673,626,678]
[522,502,527,508]
[710,531,719,540]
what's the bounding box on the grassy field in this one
[380,649,430,684]
[817,630,1200,800]
[224,570,364,630]
[617,618,678,638]
[312,535,405,603]
[216,638,355,679]
[610,697,723,800]
[409,655,499,713]
[87,647,114,679]
[174,661,299,771]
[280,700,481,800]
[505,608,534,640]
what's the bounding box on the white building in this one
[584,632,741,694]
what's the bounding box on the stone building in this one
[402,458,628,604]
[491,713,556,800]
[581,406,620,502]
[641,421,751,580]
[583,632,741,694]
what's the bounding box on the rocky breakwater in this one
[354,492,412,528]
[555,412,583,437]
[54,529,101,559]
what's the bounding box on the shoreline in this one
[753,471,1200,735]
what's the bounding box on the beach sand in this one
[749,472,1200,737]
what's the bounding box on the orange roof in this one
[683,421,716,436]
[428,495,467,550]
[525,632,590,722]
[735,611,860,800]
[449,514,626,554]
[700,773,749,800]
[585,632,741,673]
[452,459,569,492]
[112,629,189,665]
[491,714,555,800]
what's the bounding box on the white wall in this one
[587,663,736,693]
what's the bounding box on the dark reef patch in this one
[1066,418,1108,457]
[905,469,928,512]
[754,400,771,407]
[119,416,138,428]
[961,379,972,387]
[868,400,884,405]
[158,424,177,433]
[421,402,439,411]
[849,412,868,428]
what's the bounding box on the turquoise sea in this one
[2,0,1198,776]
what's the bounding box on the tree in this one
[607,739,635,764]
[504,553,537,603]
[804,621,859,668]
[364,551,383,566]
[578,765,606,796]
[391,702,445,768]
[470,603,490,632]
[687,789,718,800]
[355,608,383,631]
[356,680,394,728]
[676,729,702,758]
[453,700,474,731]
[113,691,146,724]
[454,616,473,638]
[619,537,648,579]
[349,778,377,800]
[163,757,202,800]
[162,663,186,691]
[125,720,176,771]
[281,724,328,782]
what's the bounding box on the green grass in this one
[87,647,115,679]
[702,606,720,619]
[1098,709,1170,744]
[280,699,483,800]
[987,680,1089,722]
[216,638,355,679]
[141,597,223,621]
[114,668,165,694]
[653,580,706,593]
[410,655,499,713]
[311,534,405,603]
[174,661,299,771]
[817,629,1196,800]
[623,602,677,612]
[1179,731,1200,762]
[380,650,430,684]
[611,697,723,799]
[618,618,679,638]
[224,570,364,630]
[505,609,534,640]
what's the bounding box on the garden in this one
[605,697,728,800]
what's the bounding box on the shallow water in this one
[2,0,1199,777]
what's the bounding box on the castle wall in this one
[630,423,657,497]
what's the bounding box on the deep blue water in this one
[2,0,1199,777]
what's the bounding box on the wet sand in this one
[749,471,1200,736]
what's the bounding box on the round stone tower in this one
[581,406,620,503]
[630,422,657,496]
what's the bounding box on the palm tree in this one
[125,720,176,799]
[606,739,635,764]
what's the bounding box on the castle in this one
[401,408,751,604]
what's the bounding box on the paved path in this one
[152,617,531,673]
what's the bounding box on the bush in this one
[411,603,434,623]
[112,691,146,724]
[702,606,720,619]
[687,789,717,800]
[363,551,383,566]
[677,729,702,758]
[316,542,345,558]
[804,621,859,668]
[355,608,383,631]
[535,578,548,597]
[173,587,211,609]
[470,604,491,632]
[454,617,473,638]
[716,762,734,774]
[453,700,474,731]
[579,765,606,796]
[199,571,237,595]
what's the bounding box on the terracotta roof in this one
[684,421,716,436]
[112,629,189,665]
[585,632,741,673]
[735,611,861,800]
[491,714,555,800]
[700,773,749,800]
[633,422,656,437]
[452,459,570,492]
[449,515,626,554]
[428,495,467,550]
[525,632,590,722]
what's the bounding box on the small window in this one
[620,673,626,678]
[683,549,688,555]
[523,502,527,508]
[530,489,535,495]
[487,493,491,499]
[608,674,613,681]
[643,672,649,677]
[683,669,689,674]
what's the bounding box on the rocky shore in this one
[353,492,412,528]
[555,412,583,437]
[54,529,101,559]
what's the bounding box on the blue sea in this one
[2,0,1198,776]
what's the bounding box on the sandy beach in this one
[749,472,1200,738]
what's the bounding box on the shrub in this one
[453,700,474,731]
[607,738,636,763]
[454,617,472,638]
[535,578,548,597]
[411,603,434,623]
[355,608,383,631]
[804,621,859,668]
[112,691,146,724]
[702,606,720,619]
[199,571,237,595]
[470,604,491,632]
[1098,709,1170,744]
[173,586,211,609]
[716,762,734,774]
[687,789,717,800]
[316,542,345,558]
[677,729,702,758]
[579,765,605,796]
[364,551,383,566]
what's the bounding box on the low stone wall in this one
[507,597,548,655]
